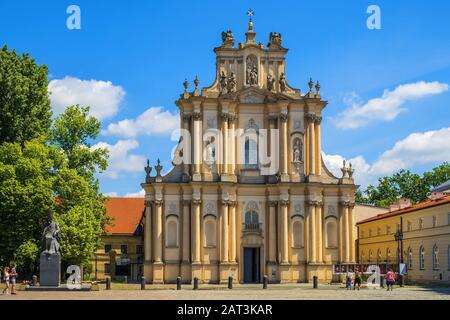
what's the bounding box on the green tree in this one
[0,45,51,144]
[423,162,450,188]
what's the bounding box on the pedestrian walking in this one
[353,268,362,290]
[345,271,352,290]
[2,267,10,295]
[385,268,396,291]
[9,263,18,295]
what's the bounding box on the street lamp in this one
[394,217,404,286]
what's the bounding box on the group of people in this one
[2,263,18,295]
[345,267,397,291]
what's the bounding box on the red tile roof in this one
[357,195,450,225]
[105,198,144,234]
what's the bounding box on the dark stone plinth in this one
[39,252,60,287]
[26,284,92,292]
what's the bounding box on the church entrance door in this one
[243,247,260,283]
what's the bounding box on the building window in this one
[369,229,372,237]
[368,250,373,263]
[433,245,439,270]
[104,244,112,253]
[104,263,110,274]
[433,216,438,228]
[166,219,178,247]
[325,219,337,248]
[292,219,304,248]
[204,217,216,247]
[360,230,365,239]
[244,137,258,169]
[407,221,412,232]
[419,218,424,230]
[386,248,392,263]
[361,251,366,263]
[136,244,144,254]
[244,210,259,230]
[377,249,382,263]
[120,244,128,254]
[408,247,413,270]
[419,246,425,270]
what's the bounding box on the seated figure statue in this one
[41,208,61,255]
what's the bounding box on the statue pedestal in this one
[39,253,61,287]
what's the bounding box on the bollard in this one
[141,276,146,290]
[106,277,111,290]
[313,276,318,289]
[124,275,128,284]
[32,275,38,286]
[193,277,199,290]
[176,276,182,290]
[228,276,233,289]
[263,275,268,289]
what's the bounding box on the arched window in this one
[245,210,259,231]
[368,250,373,263]
[377,249,382,263]
[361,250,366,263]
[386,248,392,263]
[291,219,304,248]
[433,245,439,270]
[244,138,258,168]
[325,219,338,248]
[419,246,425,270]
[166,219,178,247]
[204,218,216,247]
[408,247,413,270]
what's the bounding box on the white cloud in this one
[92,139,146,179]
[323,127,450,188]
[48,76,125,120]
[124,189,145,198]
[334,81,448,129]
[102,106,179,137]
[104,192,118,197]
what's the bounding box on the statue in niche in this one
[279,73,287,92]
[228,72,237,92]
[246,56,258,85]
[219,71,228,95]
[267,74,275,91]
[293,138,302,162]
[205,139,215,164]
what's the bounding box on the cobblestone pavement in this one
[1,284,449,300]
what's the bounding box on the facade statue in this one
[246,56,258,85]
[228,72,237,92]
[268,32,283,49]
[221,30,234,47]
[267,74,275,91]
[41,208,61,255]
[219,71,228,94]
[279,73,287,92]
[293,139,302,162]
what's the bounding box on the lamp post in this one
[394,217,404,286]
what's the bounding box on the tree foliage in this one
[0,45,51,144]
[359,162,450,208]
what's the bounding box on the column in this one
[315,116,322,176]
[280,200,289,264]
[229,114,236,175]
[307,113,316,175]
[279,113,288,177]
[221,200,229,262]
[316,202,323,263]
[229,201,236,262]
[338,206,343,262]
[268,201,277,262]
[221,113,229,175]
[348,204,355,263]
[144,201,152,261]
[192,199,201,263]
[308,201,316,263]
[182,113,191,177]
[343,203,350,263]
[193,112,202,176]
[154,200,163,263]
[182,200,190,262]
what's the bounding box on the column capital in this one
[268,200,278,207]
[220,112,229,122]
[192,199,202,205]
[314,115,322,125]
[315,201,323,207]
[308,200,319,206]
[227,200,237,207]
[340,201,355,208]
[306,113,316,123]
[228,113,237,123]
[144,200,153,207]
[279,112,288,123]
[221,199,229,206]
[192,112,202,121]
[280,200,289,207]
[181,112,192,122]
[154,200,164,207]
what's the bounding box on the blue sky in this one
[1,0,449,196]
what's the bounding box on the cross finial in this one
[247,9,254,21]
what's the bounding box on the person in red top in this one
[385,268,396,291]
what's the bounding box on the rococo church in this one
[141,18,357,284]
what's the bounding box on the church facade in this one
[142,20,357,284]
